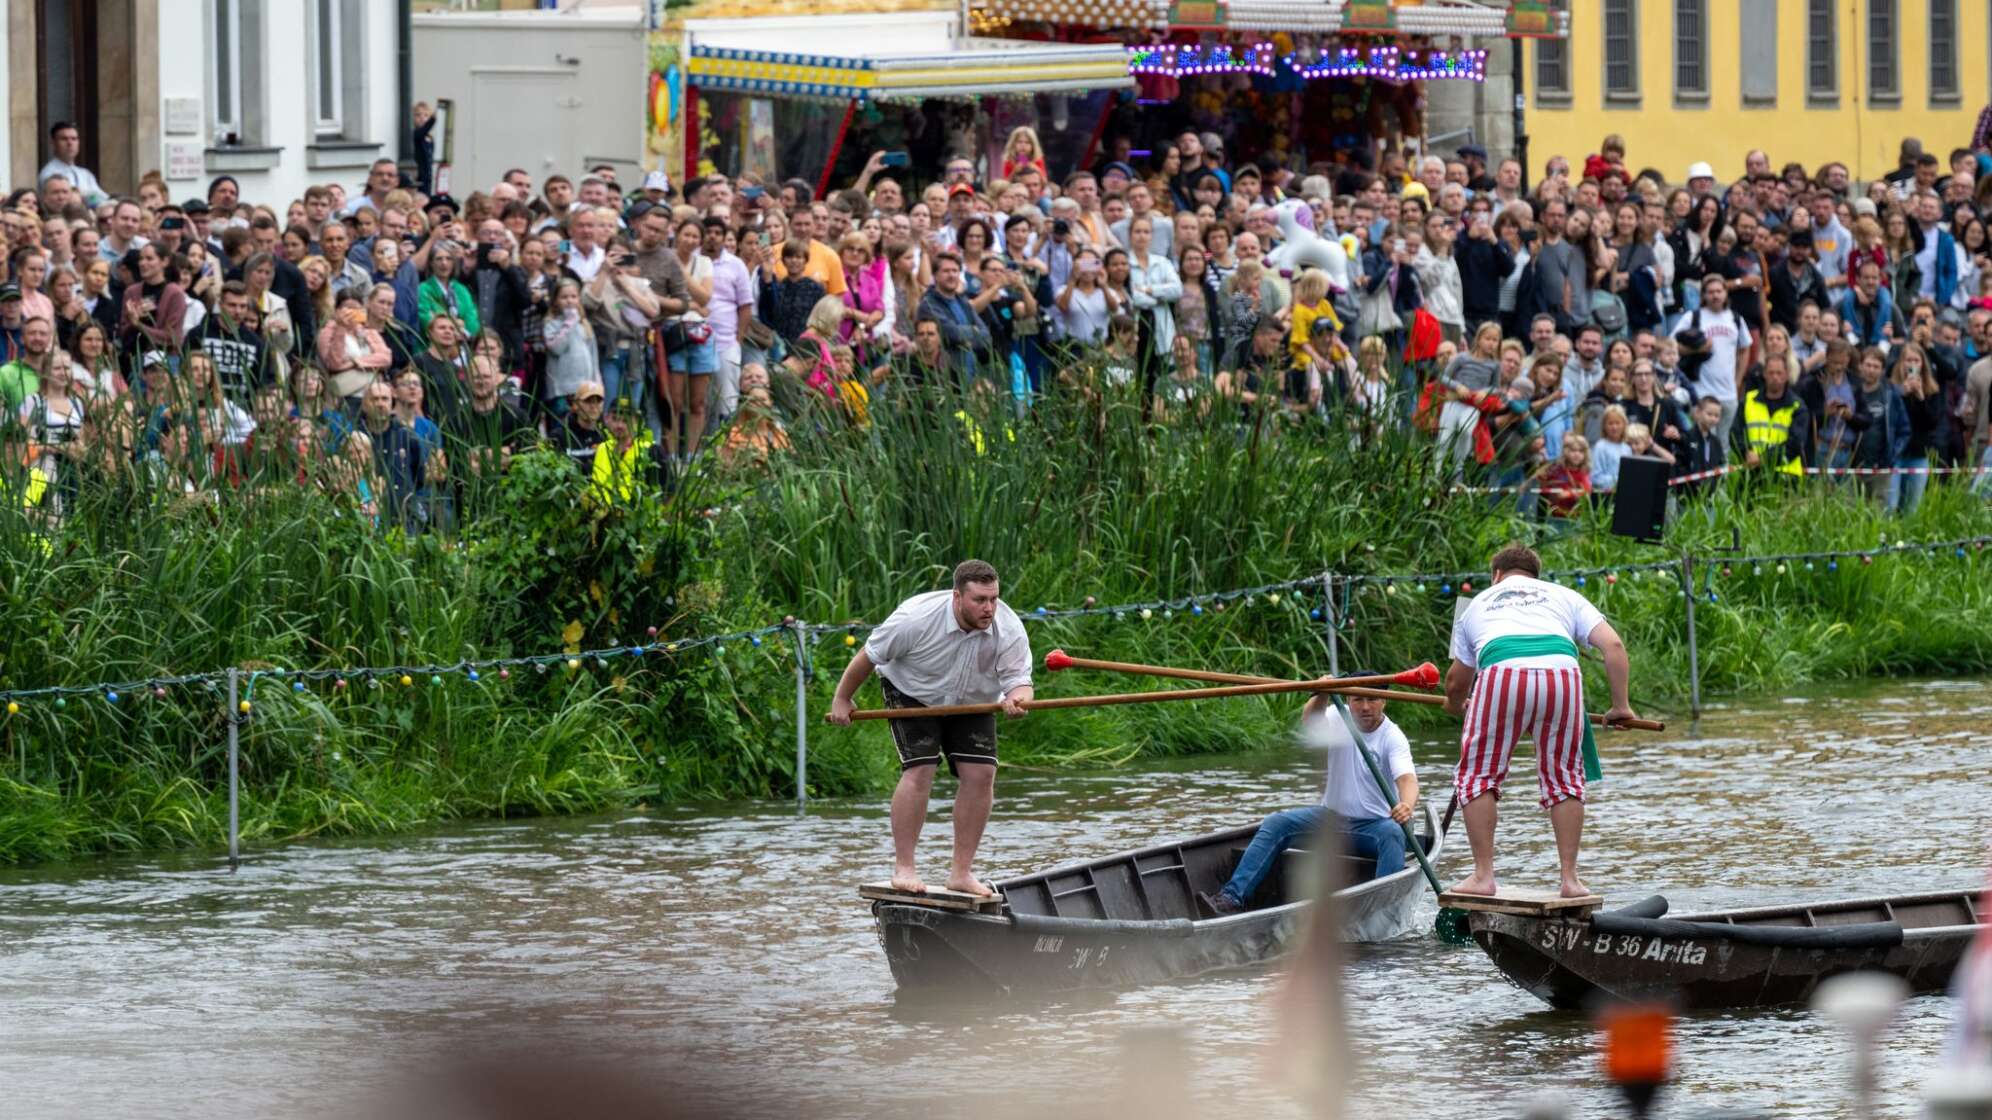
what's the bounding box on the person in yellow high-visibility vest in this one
[588,405,657,504]
[4,428,54,554]
[1731,359,1811,477]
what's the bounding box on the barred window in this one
[1806,0,1837,103]
[1867,0,1899,104]
[1928,0,1959,104]
[1674,0,1708,102]
[1604,0,1640,101]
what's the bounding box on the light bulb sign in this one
[1126,42,1488,82]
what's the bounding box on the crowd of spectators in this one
[6,109,1992,533]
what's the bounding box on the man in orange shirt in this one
[775,208,847,296]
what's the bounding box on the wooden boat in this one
[872,800,1444,995]
[1468,889,1985,1010]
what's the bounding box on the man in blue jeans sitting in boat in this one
[1199,683,1418,917]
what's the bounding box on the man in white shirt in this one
[1444,545,1636,900]
[699,216,755,421]
[1200,688,1418,916]
[37,122,108,208]
[827,561,1034,897]
[562,209,607,283]
[1670,275,1752,446]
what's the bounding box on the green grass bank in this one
[4,383,1991,864]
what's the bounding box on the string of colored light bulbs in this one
[2,534,1987,714]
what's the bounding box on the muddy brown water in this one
[0,679,1986,1118]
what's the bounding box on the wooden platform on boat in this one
[1438,889,1604,918]
[860,881,1007,914]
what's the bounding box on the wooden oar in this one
[846,664,1441,721]
[1043,650,1666,731]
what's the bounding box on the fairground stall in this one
[974,0,1569,175]
[661,8,1133,192]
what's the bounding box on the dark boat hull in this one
[876,901,1302,994]
[1469,890,1982,1010]
[875,802,1443,995]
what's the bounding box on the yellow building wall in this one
[1527,0,1992,183]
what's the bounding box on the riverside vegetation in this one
[4,381,1992,864]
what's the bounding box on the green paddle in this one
[1325,693,1471,945]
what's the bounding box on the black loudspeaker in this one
[1611,456,1671,542]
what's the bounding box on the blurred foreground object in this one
[1814,971,1909,1120]
[1598,1001,1672,1119]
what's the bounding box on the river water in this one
[1,680,1987,1119]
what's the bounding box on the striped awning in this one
[686,39,1135,103]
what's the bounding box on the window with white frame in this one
[310,0,366,140]
[313,0,344,134]
[1674,0,1708,102]
[1928,0,1959,104]
[212,0,243,142]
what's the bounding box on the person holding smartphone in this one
[1054,248,1115,346]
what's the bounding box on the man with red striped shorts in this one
[1442,545,1637,899]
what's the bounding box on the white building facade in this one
[5,0,405,206]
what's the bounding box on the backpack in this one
[1590,289,1628,340]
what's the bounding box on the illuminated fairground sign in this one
[1125,43,1489,82]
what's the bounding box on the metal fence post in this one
[791,622,809,814]
[1322,571,1340,678]
[226,667,241,872]
[1680,556,1702,721]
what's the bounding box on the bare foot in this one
[1559,878,1591,899]
[945,874,996,897]
[1448,873,1499,896]
[891,868,927,894]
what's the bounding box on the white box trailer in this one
[412,5,649,196]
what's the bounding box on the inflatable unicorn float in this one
[1262,198,1359,293]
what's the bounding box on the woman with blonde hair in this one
[1000,126,1047,181]
[1219,257,1274,368]
[1535,432,1593,517]
[1751,322,1801,393]
[1590,404,1632,492]
[1349,334,1394,439]
[787,294,862,403]
[1889,340,1945,513]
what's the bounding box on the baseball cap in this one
[142,349,171,369]
[0,283,19,302]
[642,170,672,194]
[425,193,460,216]
[1458,144,1489,161]
[1102,160,1138,183]
[1686,161,1715,182]
[949,182,976,198]
[182,198,212,214]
